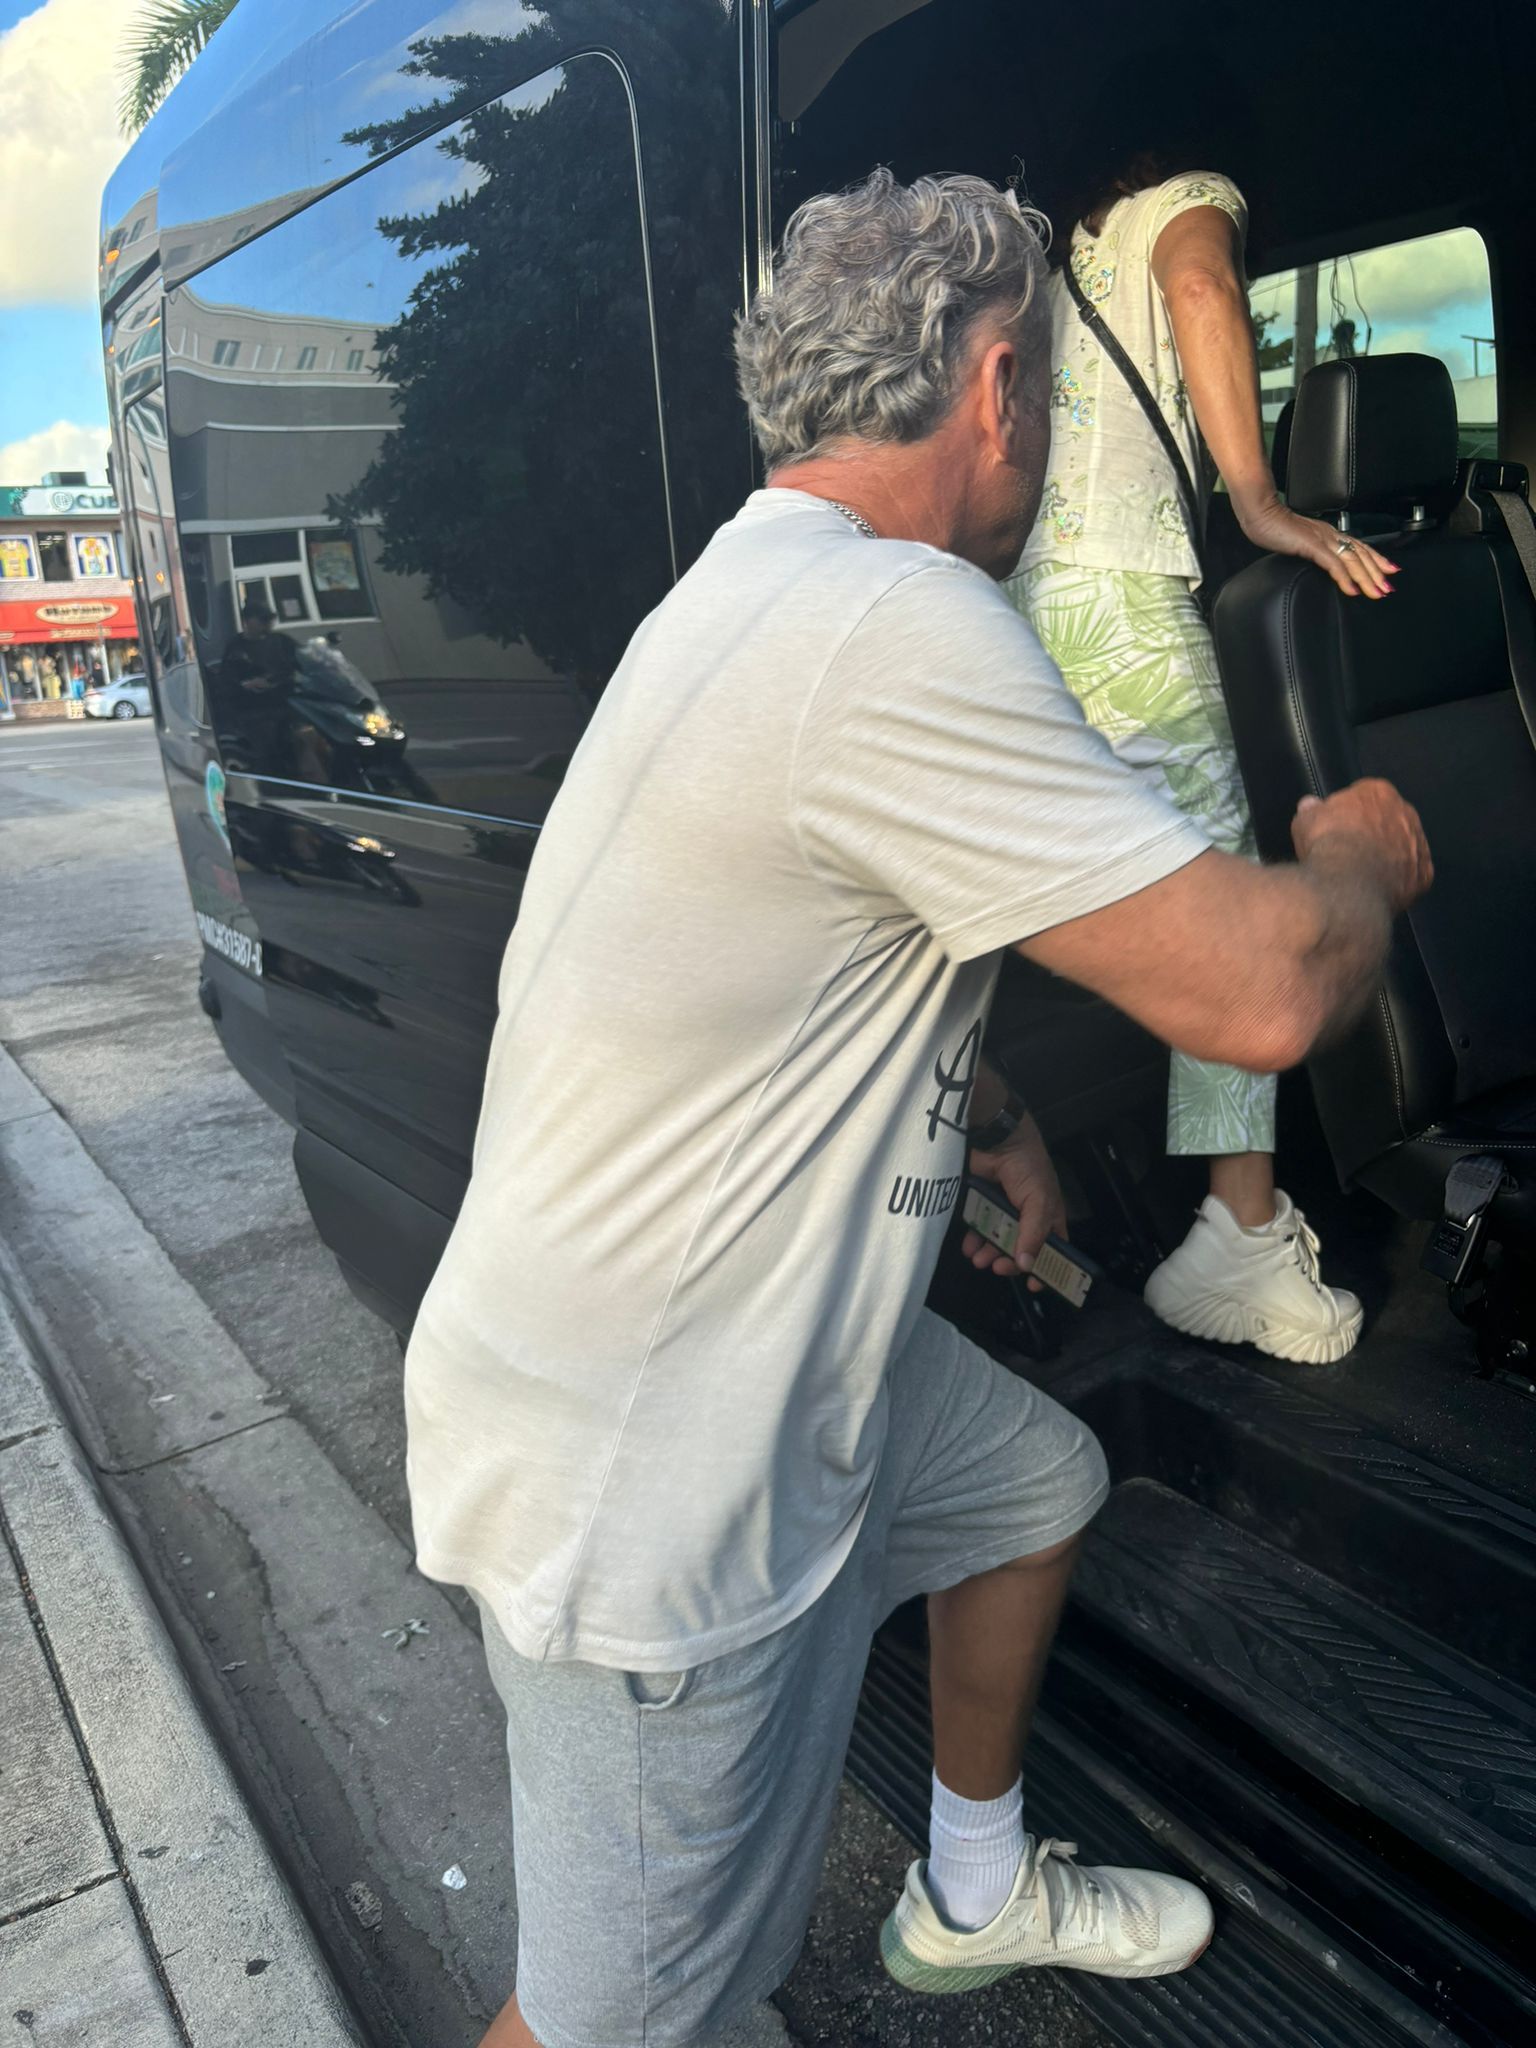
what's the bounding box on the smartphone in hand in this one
[962,1177,1101,1309]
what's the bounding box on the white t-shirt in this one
[403,490,1208,1670]
[1015,173,1249,582]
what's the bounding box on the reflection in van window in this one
[1249,226,1497,459]
[162,44,673,823]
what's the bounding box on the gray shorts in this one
[480,1308,1108,2048]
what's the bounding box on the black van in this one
[104,3,1536,2042]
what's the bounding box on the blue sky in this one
[0,0,135,481]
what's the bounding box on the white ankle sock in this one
[925,1771,1025,1931]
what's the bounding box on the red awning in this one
[0,595,138,643]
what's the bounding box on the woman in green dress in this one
[1009,155,1397,1364]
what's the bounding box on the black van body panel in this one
[110,3,751,1259]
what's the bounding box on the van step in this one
[1047,1339,1536,1685]
[1076,1478,1536,1919]
[852,1625,1464,2048]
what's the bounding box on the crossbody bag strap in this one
[1062,259,1209,591]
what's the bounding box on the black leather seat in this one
[985,951,1166,1145]
[1271,397,1295,494]
[1214,354,1536,1242]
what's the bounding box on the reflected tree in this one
[335,3,741,690]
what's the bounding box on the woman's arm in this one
[1151,206,1396,600]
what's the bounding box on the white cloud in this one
[1259,229,1493,338]
[0,417,110,482]
[0,0,135,305]
[1342,229,1492,330]
[1369,326,1487,385]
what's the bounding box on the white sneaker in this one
[880,1835,1213,1990]
[1144,1191,1362,1364]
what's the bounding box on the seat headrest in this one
[1285,355,1459,518]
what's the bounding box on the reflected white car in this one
[83,674,153,720]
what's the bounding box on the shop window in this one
[182,535,213,634]
[132,398,167,445]
[212,339,242,366]
[0,534,38,580]
[227,527,373,625]
[305,530,372,619]
[36,532,73,581]
[73,534,118,578]
[231,530,300,568]
[149,593,177,667]
[1249,225,1497,461]
[235,572,310,624]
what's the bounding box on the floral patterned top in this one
[1013,173,1248,584]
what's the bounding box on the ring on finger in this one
[1336,539,1357,556]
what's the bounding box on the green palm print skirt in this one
[1008,561,1277,1158]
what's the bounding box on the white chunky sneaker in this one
[1144,1191,1363,1365]
[880,1835,1213,1990]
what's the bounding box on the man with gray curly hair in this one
[410,171,1429,2048]
[735,168,1053,512]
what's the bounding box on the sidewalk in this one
[0,1199,363,2045]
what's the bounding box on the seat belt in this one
[1482,486,1536,752]
[1487,486,1536,594]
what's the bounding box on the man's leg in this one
[476,1556,888,2048]
[927,1532,1079,1800]
[919,1534,1080,1931]
[884,1522,1213,1979]
[877,1314,1211,1983]
[479,1995,540,2047]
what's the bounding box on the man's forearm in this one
[1283,842,1397,1055]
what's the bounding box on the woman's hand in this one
[963,1111,1068,1289]
[1236,493,1398,599]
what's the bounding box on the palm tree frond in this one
[119,0,242,137]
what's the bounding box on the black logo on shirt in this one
[888,1171,964,1219]
[885,1015,985,1224]
[925,1016,982,1143]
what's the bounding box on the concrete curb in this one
[0,1287,365,2045]
[0,1042,795,2047]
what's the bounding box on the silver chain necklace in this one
[823,497,878,540]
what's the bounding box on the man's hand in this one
[1292,779,1433,914]
[962,1110,1067,1289]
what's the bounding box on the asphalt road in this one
[0,716,1106,2048]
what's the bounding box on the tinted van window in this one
[163,49,674,823]
[1249,226,1498,460]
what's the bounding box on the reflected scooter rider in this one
[219,597,301,773]
[403,173,1431,2048]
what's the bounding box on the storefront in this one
[0,593,142,713]
[0,479,142,718]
